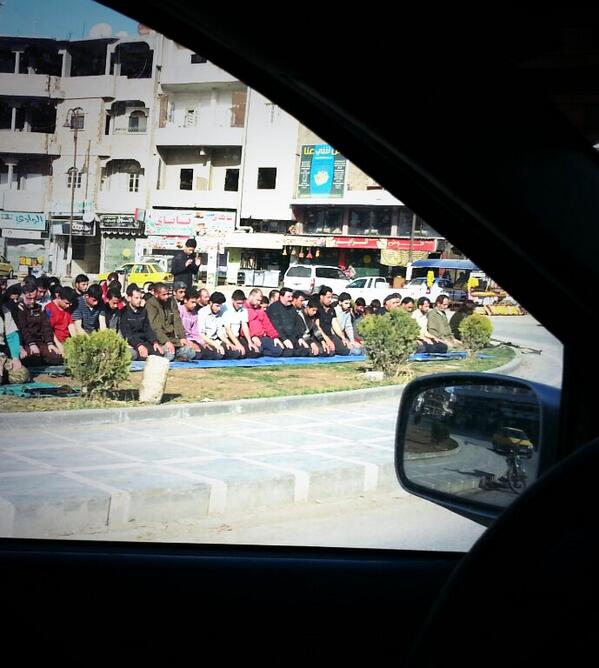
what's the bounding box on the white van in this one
[283,264,348,295]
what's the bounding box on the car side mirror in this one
[395,373,560,526]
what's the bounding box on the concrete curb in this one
[1,349,521,429]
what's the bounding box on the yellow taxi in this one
[491,427,534,457]
[98,262,174,291]
[0,254,14,278]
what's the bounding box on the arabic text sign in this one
[0,212,46,231]
[145,210,236,236]
[298,144,346,198]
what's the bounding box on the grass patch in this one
[0,345,515,413]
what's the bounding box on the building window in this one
[128,110,147,133]
[349,208,392,236]
[257,168,277,190]
[225,169,239,192]
[180,168,193,190]
[304,208,343,234]
[191,54,207,64]
[128,173,140,192]
[67,167,82,189]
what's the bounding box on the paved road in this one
[0,315,560,548]
[489,315,563,387]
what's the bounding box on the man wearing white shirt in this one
[221,290,261,358]
[197,292,242,359]
[412,297,448,353]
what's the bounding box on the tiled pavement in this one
[0,398,405,537]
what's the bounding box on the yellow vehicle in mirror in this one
[491,427,534,457]
[0,254,14,278]
[98,262,174,291]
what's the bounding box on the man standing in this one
[315,286,349,356]
[244,288,286,357]
[222,289,261,358]
[15,279,63,366]
[72,284,107,335]
[145,282,196,361]
[427,294,463,350]
[334,292,362,355]
[267,288,311,356]
[44,286,77,354]
[171,238,201,290]
[119,286,164,361]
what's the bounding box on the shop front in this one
[0,211,48,277]
[226,232,284,287]
[98,214,145,273]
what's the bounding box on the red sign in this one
[385,238,436,251]
[331,237,437,251]
[332,237,382,249]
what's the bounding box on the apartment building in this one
[0,26,446,286]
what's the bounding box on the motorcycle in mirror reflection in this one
[402,383,540,507]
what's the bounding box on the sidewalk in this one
[0,395,405,538]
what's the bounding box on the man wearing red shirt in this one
[44,286,77,354]
[244,288,287,357]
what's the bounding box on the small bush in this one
[358,309,420,378]
[459,314,493,357]
[64,330,131,397]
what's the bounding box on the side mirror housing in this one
[395,373,560,526]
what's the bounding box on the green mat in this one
[0,382,80,398]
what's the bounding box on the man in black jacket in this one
[170,238,201,289]
[120,286,164,361]
[266,288,311,356]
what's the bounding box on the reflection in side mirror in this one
[401,380,541,509]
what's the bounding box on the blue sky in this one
[0,0,140,40]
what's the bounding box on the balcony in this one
[96,191,146,215]
[0,73,64,99]
[151,189,238,210]
[0,130,61,155]
[155,125,244,147]
[160,63,238,88]
[100,130,150,160]
[61,75,116,100]
[0,189,46,213]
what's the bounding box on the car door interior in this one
[3,3,599,661]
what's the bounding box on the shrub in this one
[459,314,493,357]
[64,329,131,397]
[358,309,420,378]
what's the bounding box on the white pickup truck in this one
[343,276,397,303]
[344,275,468,304]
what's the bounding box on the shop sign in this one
[386,238,436,252]
[51,220,95,237]
[297,144,346,199]
[329,237,384,249]
[1,229,42,239]
[99,215,142,231]
[283,235,327,247]
[49,199,93,217]
[0,212,46,231]
[145,210,236,237]
[326,237,437,251]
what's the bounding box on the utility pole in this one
[64,107,83,278]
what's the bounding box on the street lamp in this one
[63,106,84,278]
